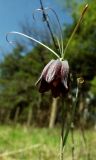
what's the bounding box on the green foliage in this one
[91,77,96,96]
[64,0,96,82]
[0,44,53,124]
[0,0,96,126]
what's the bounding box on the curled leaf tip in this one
[77,77,84,85]
[85,4,88,8]
[82,4,88,16]
[6,31,60,59]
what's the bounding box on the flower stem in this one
[71,123,75,160]
[60,101,66,160]
[62,87,79,153]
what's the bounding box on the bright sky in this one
[0,0,71,59]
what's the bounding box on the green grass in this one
[0,125,96,160]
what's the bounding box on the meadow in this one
[0,125,95,160]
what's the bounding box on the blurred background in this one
[0,0,96,159]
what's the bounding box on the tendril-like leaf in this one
[6,31,60,59]
[33,6,64,56]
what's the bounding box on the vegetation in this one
[0,0,95,127]
[0,125,96,160]
[0,0,96,159]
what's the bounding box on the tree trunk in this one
[49,98,58,128]
[14,107,20,124]
[79,94,84,113]
[79,93,86,128]
[5,109,11,124]
[27,105,33,127]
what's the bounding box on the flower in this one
[35,59,70,98]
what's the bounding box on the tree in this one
[0,43,53,125]
[0,0,96,127]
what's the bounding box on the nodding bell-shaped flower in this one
[36,59,70,98]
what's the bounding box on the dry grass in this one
[0,125,95,160]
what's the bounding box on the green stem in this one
[63,4,88,59]
[60,102,66,160]
[62,87,79,149]
[71,123,75,160]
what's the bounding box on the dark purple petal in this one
[36,59,70,97]
[38,78,50,93]
[51,82,68,98]
[61,60,69,89]
[51,86,61,97]
[61,60,69,77]
[35,59,55,85]
[45,59,61,83]
[60,83,69,96]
